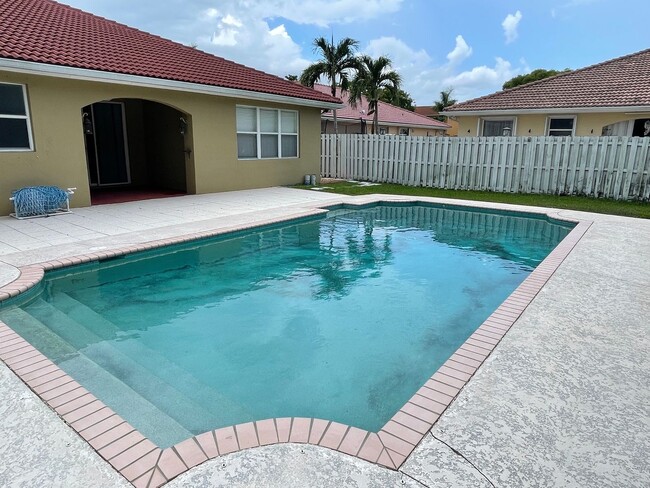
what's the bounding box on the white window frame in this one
[546,115,576,137]
[236,105,299,160]
[478,116,517,137]
[0,82,34,152]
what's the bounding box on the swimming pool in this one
[0,203,573,450]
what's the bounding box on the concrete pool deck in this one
[0,187,648,487]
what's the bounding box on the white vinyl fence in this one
[321,135,650,200]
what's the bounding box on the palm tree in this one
[434,88,457,121]
[299,36,359,134]
[349,55,401,134]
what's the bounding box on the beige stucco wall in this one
[443,118,459,137]
[0,70,322,216]
[398,127,447,137]
[455,112,650,137]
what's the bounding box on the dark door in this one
[83,102,130,186]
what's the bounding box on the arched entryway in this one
[81,99,194,204]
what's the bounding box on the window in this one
[379,127,387,135]
[632,118,650,137]
[0,83,33,151]
[398,127,410,136]
[547,117,575,136]
[236,106,298,159]
[481,118,515,136]
[601,120,632,137]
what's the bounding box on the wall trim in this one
[0,58,343,110]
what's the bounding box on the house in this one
[443,48,650,138]
[413,106,459,136]
[0,0,342,215]
[312,85,449,136]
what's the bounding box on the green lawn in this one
[296,181,650,219]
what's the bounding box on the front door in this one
[83,102,130,186]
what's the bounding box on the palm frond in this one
[350,55,401,134]
[299,62,329,87]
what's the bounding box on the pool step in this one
[49,292,255,426]
[0,306,78,362]
[21,298,236,442]
[0,307,193,446]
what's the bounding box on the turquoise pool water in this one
[0,204,573,447]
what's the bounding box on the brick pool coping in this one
[0,201,592,487]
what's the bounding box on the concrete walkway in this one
[1,188,648,487]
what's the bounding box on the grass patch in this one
[296,181,650,219]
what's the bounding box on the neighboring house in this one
[443,48,650,138]
[0,0,341,215]
[413,106,459,136]
[312,85,449,136]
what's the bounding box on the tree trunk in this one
[373,107,379,135]
[331,82,338,135]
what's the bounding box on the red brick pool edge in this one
[0,206,591,488]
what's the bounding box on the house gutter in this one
[441,106,650,116]
[0,58,344,110]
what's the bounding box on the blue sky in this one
[62,0,649,105]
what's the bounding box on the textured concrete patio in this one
[1,188,648,487]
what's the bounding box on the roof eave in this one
[442,105,650,116]
[0,58,344,109]
[321,114,450,129]
[381,122,450,130]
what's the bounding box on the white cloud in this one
[202,8,219,21]
[222,14,243,28]
[502,11,522,44]
[208,13,243,46]
[59,0,404,80]
[446,35,472,64]
[361,35,526,104]
[197,10,309,75]
[191,0,403,77]
[58,0,524,102]
[261,24,311,74]
[417,58,524,104]
[253,0,403,27]
[210,30,238,46]
[269,24,289,38]
[366,37,431,69]
[442,57,519,95]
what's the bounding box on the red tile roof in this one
[313,85,449,129]
[414,106,439,118]
[0,0,340,105]
[446,48,650,113]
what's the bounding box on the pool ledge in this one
[0,201,592,487]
